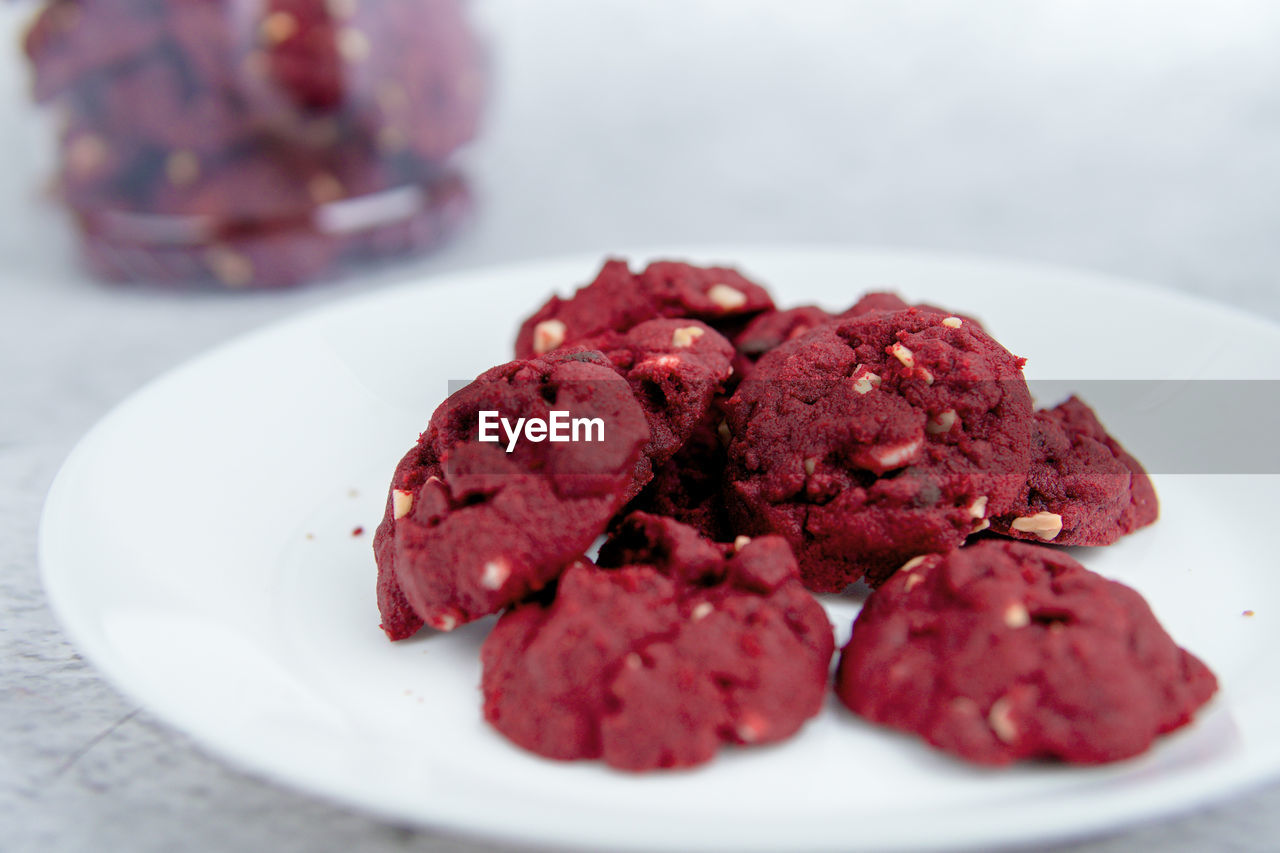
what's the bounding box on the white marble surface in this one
[3,1,1279,851]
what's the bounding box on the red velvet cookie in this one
[834,540,1217,765]
[372,351,650,639]
[481,513,833,771]
[991,396,1158,546]
[514,259,774,359]
[724,308,1034,590]
[585,319,734,495]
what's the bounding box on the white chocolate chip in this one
[425,475,443,486]
[691,602,714,621]
[918,366,935,386]
[733,535,752,552]
[926,410,957,435]
[900,555,930,573]
[968,496,989,519]
[260,10,298,43]
[532,319,567,354]
[942,316,963,329]
[428,611,460,632]
[988,696,1017,743]
[1004,602,1030,629]
[624,652,643,670]
[735,713,766,743]
[205,247,253,287]
[671,326,705,348]
[308,172,345,205]
[888,342,915,369]
[803,457,817,476]
[718,420,732,446]
[640,355,680,370]
[392,489,414,520]
[869,436,923,471]
[480,559,510,591]
[1010,511,1064,541]
[708,283,748,310]
[165,150,200,187]
[851,366,882,395]
[378,125,408,153]
[972,518,991,533]
[67,134,109,176]
[904,573,925,592]
[337,26,371,61]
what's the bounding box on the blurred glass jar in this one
[23,0,484,287]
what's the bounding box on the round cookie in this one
[372,350,650,638]
[514,259,774,359]
[724,308,1034,590]
[991,396,1158,546]
[834,540,1217,765]
[585,318,734,495]
[481,513,833,771]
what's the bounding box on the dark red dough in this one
[729,293,984,385]
[372,351,650,638]
[481,514,833,771]
[585,319,734,495]
[629,406,732,541]
[730,305,834,384]
[514,260,774,359]
[724,308,1033,591]
[835,540,1217,765]
[991,396,1158,546]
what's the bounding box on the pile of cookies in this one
[23,0,482,286]
[374,259,1216,771]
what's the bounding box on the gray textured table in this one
[4,2,1279,850]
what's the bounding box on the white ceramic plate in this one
[40,248,1280,852]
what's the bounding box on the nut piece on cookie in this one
[481,513,833,771]
[834,540,1217,765]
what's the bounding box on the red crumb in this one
[352,526,365,537]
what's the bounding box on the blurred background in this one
[3,1,1280,851]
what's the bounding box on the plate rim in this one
[38,245,1280,852]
